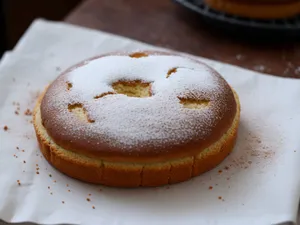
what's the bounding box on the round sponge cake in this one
[33,51,240,187]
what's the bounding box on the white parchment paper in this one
[0,19,300,225]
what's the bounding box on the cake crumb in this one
[15,111,19,115]
[92,206,95,209]
[62,201,65,204]
[16,147,19,150]
[88,193,91,196]
[68,190,71,192]
[209,186,213,190]
[22,149,25,152]
[17,180,21,186]
[48,186,50,189]
[36,172,39,175]
[49,174,52,177]
[66,184,69,187]
[24,109,32,116]
[86,198,91,202]
[218,196,222,200]
[54,180,57,183]
[218,170,222,174]
[224,166,229,170]
[23,160,26,164]
[3,126,8,131]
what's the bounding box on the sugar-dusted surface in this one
[40,53,237,160]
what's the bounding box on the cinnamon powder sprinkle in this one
[3,126,8,131]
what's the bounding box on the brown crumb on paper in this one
[23,160,26,164]
[86,198,91,202]
[36,172,39,175]
[15,111,19,115]
[48,186,50,189]
[3,126,8,131]
[17,180,21,186]
[218,170,222,174]
[88,193,91,196]
[24,109,32,116]
[68,190,71,192]
[49,174,52,177]
[62,201,65,204]
[92,206,95,209]
[50,192,53,195]
[218,196,222,200]
[209,186,213,190]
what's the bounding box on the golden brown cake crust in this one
[39,51,237,163]
[204,0,300,19]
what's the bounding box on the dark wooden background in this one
[1,0,300,78]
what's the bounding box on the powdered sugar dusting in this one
[41,54,236,156]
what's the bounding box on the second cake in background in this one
[204,0,300,19]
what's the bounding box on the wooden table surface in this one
[65,0,300,78]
